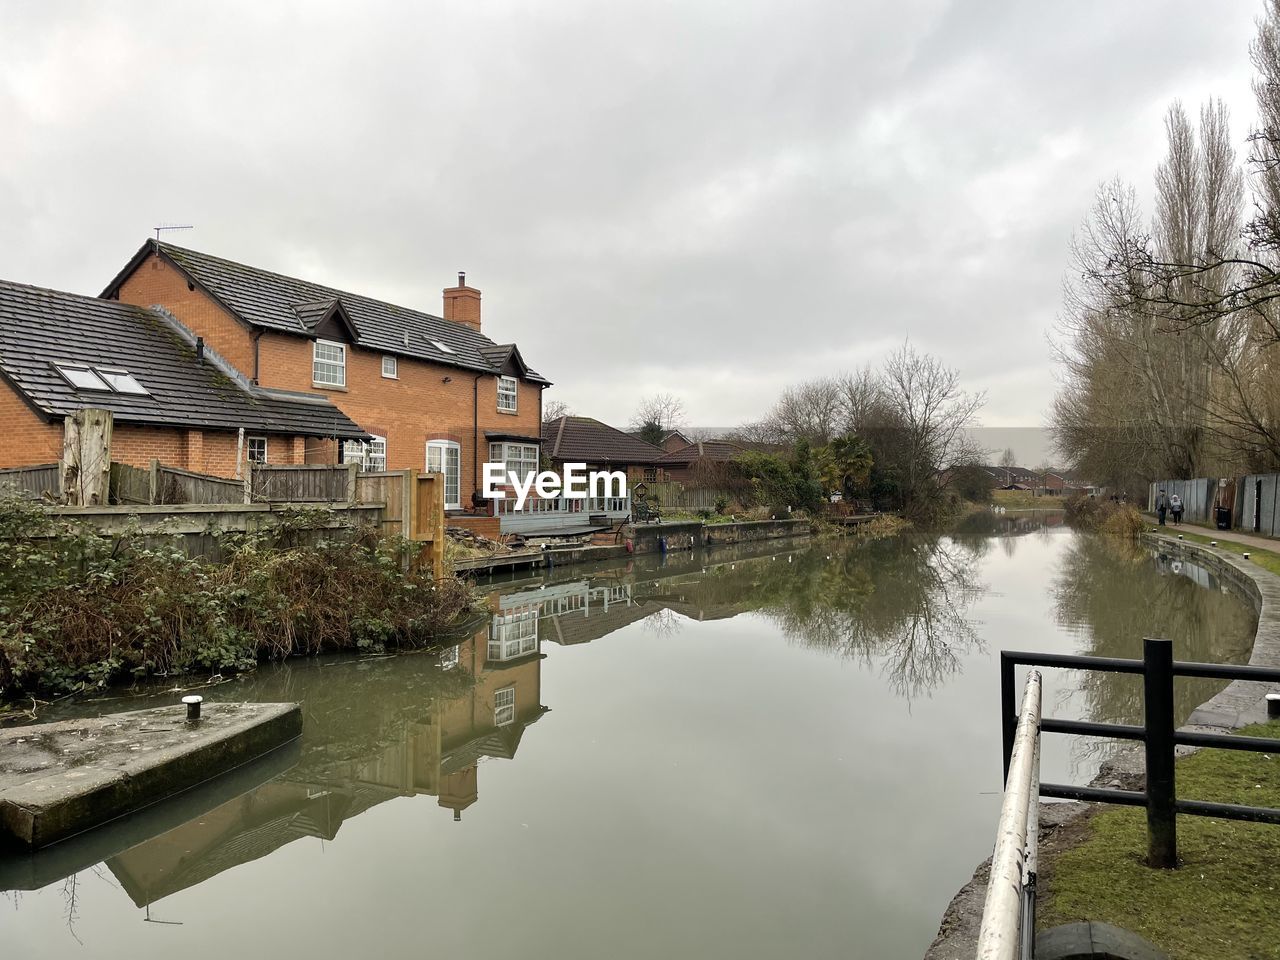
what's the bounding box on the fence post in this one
[345,462,358,502]
[148,458,160,505]
[1143,638,1178,868]
[243,460,253,505]
[1001,652,1016,784]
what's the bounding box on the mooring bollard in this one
[1267,693,1280,720]
[182,695,203,722]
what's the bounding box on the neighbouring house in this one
[656,439,748,485]
[492,415,666,534]
[542,415,667,483]
[101,240,550,521]
[627,428,693,454]
[0,279,368,476]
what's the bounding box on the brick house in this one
[541,416,667,485]
[0,278,368,476]
[102,240,550,512]
[656,439,749,485]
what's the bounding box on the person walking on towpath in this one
[1156,489,1168,526]
[1170,493,1184,526]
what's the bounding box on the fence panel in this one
[354,469,412,538]
[155,465,243,505]
[0,463,60,501]
[109,462,151,505]
[251,464,356,502]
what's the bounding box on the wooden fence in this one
[645,481,737,513]
[249,463,358,502]
[0,463,61,501]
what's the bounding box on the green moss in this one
[1040,720,1280,960]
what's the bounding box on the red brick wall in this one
[256,331,544,502]
[115,253,257,375]
[0,388,309,478]
[112,255,546,501]
[0,390,62,466]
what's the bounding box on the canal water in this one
[0,516,1256,959]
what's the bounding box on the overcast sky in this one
[0,0,1264,456]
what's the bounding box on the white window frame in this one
[497,376,518,413]
[313,339,346,387]
[96,367,150,395]
[247,435,268,464]
[381,355,398,379]
[426,439,461,508]
[53,362,110,391]
[488,611,539,661]
[344,435,387,472]
[494,686,516,727]
[488,442,538,481]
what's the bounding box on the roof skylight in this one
[53,363,110,391]
[97,368,151,395]
[430,339,455,354]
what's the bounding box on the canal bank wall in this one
[458,518,813,577]
[924,532,1280,960]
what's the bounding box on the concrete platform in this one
[0,701,301,851]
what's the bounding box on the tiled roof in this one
[541,416,665,464]
[0,278,368,439]
[656,440,747,465]
[103,240,550,385]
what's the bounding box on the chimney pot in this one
[195,336,205,362]
[459,271,466,287]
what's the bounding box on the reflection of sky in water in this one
[0,521,1256,960]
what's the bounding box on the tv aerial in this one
[153,223,194,241]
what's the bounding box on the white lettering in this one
[562,462,587,498]
[482,462,507,499]
[535,470,561,499]
[590,470,627,499]
[511,469,537,510]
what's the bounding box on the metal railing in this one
[977,670,1042,960]
[1001,640,1280,868]
[979,642,1280,958]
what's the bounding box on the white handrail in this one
[976,669,1042,960]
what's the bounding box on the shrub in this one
[713,495,730,515]
[1064,493,1142,539]
[0,495,478,699]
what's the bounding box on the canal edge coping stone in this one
[0,701,302,851]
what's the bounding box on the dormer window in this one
[313,339,346,387]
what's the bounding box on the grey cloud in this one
[0,0,1263,433]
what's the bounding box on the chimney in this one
[443,271,481,332]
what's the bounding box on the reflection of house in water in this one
[103,622,546,908]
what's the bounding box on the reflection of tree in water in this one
[633,536,988,700]
[1051,536,1256,737]
[766,537,987,700]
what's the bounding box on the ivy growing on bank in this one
[0,493,480,700]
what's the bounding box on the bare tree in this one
[630,393,686,432]
[877,342,985,505]
[542,398,572,422]
[999,447,1016,485]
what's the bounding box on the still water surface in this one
[0,516,1256,959]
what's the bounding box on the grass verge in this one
[993,489,1067,511]
[1149,523,1280,579]
[1039,720,1280,960]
